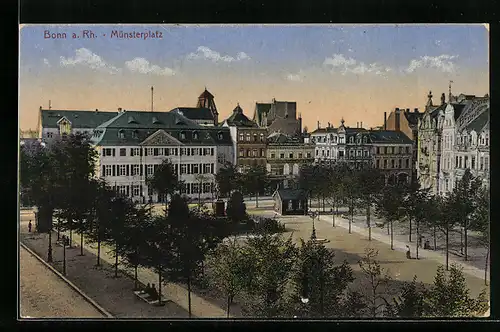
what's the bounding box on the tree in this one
[384,276,426,317]
[215,162,241,198]
[358,248,391,317]
[403,181,431,259]
[194,173,211,209]
[449,169,482,261]
[226,191,247,223]
[208,237,251,317]
[146,159,183,216]
[242,164,269,208]
[426,194,455,270]
[343,165,362,234]
[375,184,405,250]
[242,233,298,317]
[470,187,490,285]
[424,264,489,317]
[357,165,385,241]
[293,238,354,317]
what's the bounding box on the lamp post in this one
[301,297,309,318]
[309,211,318,240]
[62,235,67,276]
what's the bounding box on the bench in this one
[134,290,167,306]
[312,238,330,244]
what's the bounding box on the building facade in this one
[91,110,233,203]
[266,132,315,187]
[221,105,267,172]
[253,99,302,136]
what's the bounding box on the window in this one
[298,153,303,159]
[464,156,469,168]
[480,157,484,170]
[280,153,285,159]
[357,150,362,156]
[307,152,312,158]
[445,179,449,191]
[472,156,476,169]
[131,164,140,176]
[193,131,199,140]
[398,159,402,168]
[119,165,127,176]
[120,148,126,156]
[132,130,139,139]
[485,157,489,170]
[405,159,409,168]
[459,156,463,168]
[103,148,114,157]
[131,148,141,156]
[350,150,354,157]
[217,132,223,140]
[192,183,199,194]
[350,137,354,143]
[383,160,387,168]
[252,149,258,157]
[456,156,459,168]
[180,131,186,140]
[394,146,399,154]
[288,200,293,210]
[315,150,319,156]
[132,185,140,197]
[246,134,251,142]
[486,135,489,146]
[384,147,388,154]
[260,149,265,157]
[271,153,275,159]
[203,183,211,193]
[334,136,338,143]
[239,134,244,141]
[147,164,154,176]
[376,159,380,168]
[47,132,53,138]
[118,130,125,139]
[260,134,264,142]
[338,151,344,158]
[104,165,112,176]
[181,164,187,174]
[192,148,198,156]
[192,164,199,174]
[391,160,395,168]
[253,134,258,142]
[147,148,153,156]
[363,150,368,157]
[119,186,127,196]
[203,164,211,174]
[246,149,251,157]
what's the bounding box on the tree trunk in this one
[96,232,101,266]
[158,267,162,305]
[114,242,119,278]
[227,294,231,318]
[367,204,371,241]
[69,227,73,248]
[433,226,437,251]
[445,226,449,271]
[387,222,390,235]
[79,231,84,256]
[322,197,325,212]
[464,223,468,261]
[348,206,352,234]
[408,217,412,242]
[187,276,192,318]
[256,191,259,208]
[57,219,61,241]
[416,220,419,259]
[198,187,201,210]
[460,226,464,255]
[332,204,336,227]
[134,264,138,290]
[485,247,489,286]
[390,220,394,250]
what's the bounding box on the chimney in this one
[317,121,320,129]
[406,108,410,112]
[118,107,122,113]
[414,108,418,113]
[39,106,42,111]
[356,122,359,128]
[328,122,331,128]
[298,115,302,133]
[360,121,363,128]
[395,107,400,112]
[383,112,387,130]
[95,108,99,112]
[395,112,401,131]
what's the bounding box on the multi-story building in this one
[169,88,219,126]
[384,107,423,181]
[221,104,267,172]
[91,110,233,203]
[37,107,118,143]
[266,132,315,187]
[253,99,302,136]
[418,89,490,195]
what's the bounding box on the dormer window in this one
[350,137,354,143]
[363,136,368,144]
[193,131,199,140]
[180,131,186,140]
[58,118,71,135]
[152,116,161,124]
[132,130,139,139]
[128,116,137,124]
[260,133,264,141]
[217,131,224,140]
[118,129,125,139]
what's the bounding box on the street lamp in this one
[300,297,309,318]
[309,211,318,240]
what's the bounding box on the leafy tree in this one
[325,165,343,227]
[357,165,385,241]
[343,165,362,234]
[215,161,241,198]
[226,191,247,223]
[403,181,431,259]
[146,159,183,216]
[293,238,354,317]
[384,276,427,317]
[242,164,269,208]
[242,233,298,318]
[426,194,455,270]
[208,237,252,317]
[470,187,490,285]
[448,169,482,261]
[358,248,392,317]
[194,173,211,209]
[375,184,406,250]
[424,264,489,317]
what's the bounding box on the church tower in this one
[197,88,219,125]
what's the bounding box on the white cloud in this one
[43,58,50,67]
[125,57,175,76]
[405,54,458,73]
[187,46,251,62]
[323,53,391,76]
[60,48,120,73]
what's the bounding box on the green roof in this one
[224,106,258,127]
[368,130,412,144]
[91,111,232,146]
[274,189,307,200]
[171,107,214,121]
[41,109,118,129]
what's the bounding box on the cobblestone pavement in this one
[248,209,489,299]
[20,214,229,318]
[20,246,104,318]
[20,216,189,318]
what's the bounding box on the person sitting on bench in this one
[149,284,159,301]
[144,283,151,295]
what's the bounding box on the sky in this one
[19,24,489,131]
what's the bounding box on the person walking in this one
[406,245,411,259]
[28,220,32,233]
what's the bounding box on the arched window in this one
[363,136,368,144]
[217,131,223,140]
[132,130,139,139]
[350,137,354,143]
[180,131,186,140]
[118,129,125,139]
[193,131,199,140]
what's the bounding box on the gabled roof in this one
[267,132,305,144]
[198,88,214,99]
[91,111,232,146]
[465,109,490,133]
[368,130,412,144]
[171,107,214,121]
[451,103,467,121]
[224,106,258,128]
[429,104,447,119]
[403,111,424,126]
[40,109,118,129]
[310,127,337,134]
[274,188,307,201]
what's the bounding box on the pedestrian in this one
[406,245,411,259]
[28,220,32,233]
[418,235,423,248]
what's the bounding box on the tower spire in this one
[449,80,454,102]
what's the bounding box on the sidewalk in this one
[313,211,489,282]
